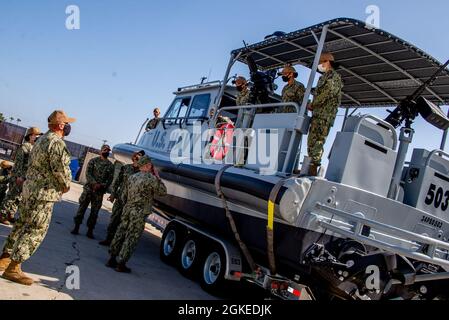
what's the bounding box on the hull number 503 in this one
[424,183,449,211]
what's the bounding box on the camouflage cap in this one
[48,110,76,125]
[26,127,41,136]
[232,76,247,85]
[278,65,297,76]
[133,150,146,157]
[137,155,152,167]
[320,52,335,62]
[101,144,112,152]
[0,160,14,169]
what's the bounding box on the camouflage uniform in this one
[0,142,33,220]
[307,69,343,165]
[105,164,140,241]
[145,118,160,131]
[2,132,72,263]
[280,80,305,113]
[110,172,167,263]
[0,168,11,204]
[74,156,114,229]
[236,88,250,106]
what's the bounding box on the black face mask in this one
[102,152,110,158]
[63,123,72,137]
[282,76,290,82]
[236,86,244,92]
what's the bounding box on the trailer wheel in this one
[178,235,202,277]
[200,244,226,293]
[160,224,182,264]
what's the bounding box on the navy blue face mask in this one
[63,123,72,137]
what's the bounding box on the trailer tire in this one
[160,224,183,264]
[200,243,226,294]
[178,235,203,278]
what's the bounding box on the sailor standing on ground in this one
[0,161,14,205]
[99,150,145,246]
[71,144,114,239]
[0,127,41,226]
[145,108,161,131]
[0,110,74,286]
[278,65,305,113]
[107,155,167,273]
[306,52,343,176]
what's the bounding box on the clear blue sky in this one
[1,0,448,157]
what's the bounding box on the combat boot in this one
[0,252,11,272]
[86,228,95,239]
[0,216,10,226]
[106,255,118,268]
[71,223,80,235]
[2,260,33,286]
[115,262,131,273]
[308,164,318,177]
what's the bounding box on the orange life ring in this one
[210,123,234,160]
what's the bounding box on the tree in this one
[0,113,4,122]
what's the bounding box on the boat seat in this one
[403,149,449,219]
[325,115,398,197]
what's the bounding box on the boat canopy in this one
[231,18,449,108]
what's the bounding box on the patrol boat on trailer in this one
[114,18,449,300]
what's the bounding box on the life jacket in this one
[209,122,234,160]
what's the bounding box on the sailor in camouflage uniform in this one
[278,65,305,113]
[145,108,161,131]
[72,144,114,239]
[0,110,74,286]
[107,155,167,273]
[234,76,250,106]
[98,150,145,246]
[0,161,13,205]
[307,52,343,176]
[0,127,41,226]
[233,76,251,128]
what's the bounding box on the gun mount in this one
[385,60,449,130]
[246,54,277,105]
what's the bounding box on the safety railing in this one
[310,203,449,268]
[209,102,304,170]
[425,149,449,167]
[353,115,398,150]
[176,80,222,93]
[215,102,301,124]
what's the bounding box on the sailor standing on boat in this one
[0,127,41,226]
[98,150,145,246]
[0,110,73,286]
[278,65,305,113]
[306,52,343,176]
[71,144,114,239]
[107,155,167,273]
[145,108,161,131]
[234,76,250,106]
[233,76,251,128]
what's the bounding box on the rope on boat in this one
[214,165,257,271]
